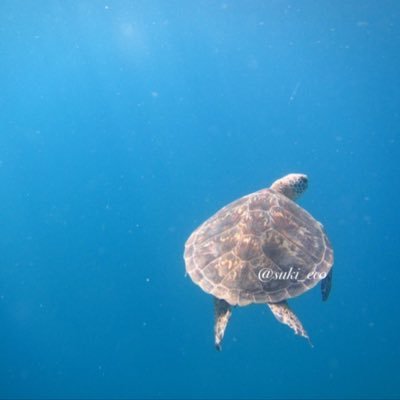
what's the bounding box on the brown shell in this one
[184,188,333,306]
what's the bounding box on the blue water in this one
[1,1,399,399]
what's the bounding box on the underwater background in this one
[1,1,399,399]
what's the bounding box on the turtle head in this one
[270,173,308,201]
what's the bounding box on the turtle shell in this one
[184,188,333,306]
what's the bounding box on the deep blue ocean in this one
[1,1,400,399]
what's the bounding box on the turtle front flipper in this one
[321,269,333,301]
[214,297,232,351]
[267,301,312,346]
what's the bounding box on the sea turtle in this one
[184,174,334,350]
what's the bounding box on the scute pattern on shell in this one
[184,188,333,306]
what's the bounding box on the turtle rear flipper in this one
[214,298,232,351]
[267,301,313,346]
